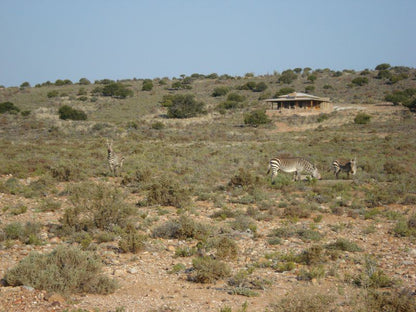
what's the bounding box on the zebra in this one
[332,158,357,179]
[106,139,125,176]
[267,156,321,182]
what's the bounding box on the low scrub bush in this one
[146,177,191,208]
[151,215,211,241]
[363,288,416,312]
[270,286,336,312]
[212,86,230,97]
[4,245,117,294]
[244,109,271,126]
[118,224,146,253]
[326,238,362,252]
[61,182,135,234]
[188,256,231,283]
[1,222,42,245]
[354,112,371,124]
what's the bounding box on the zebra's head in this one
[350,158,357,175]
[312,166,321,180]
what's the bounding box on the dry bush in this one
[188,256,231,283]
[60,182,135,234]
[4,245,117,295]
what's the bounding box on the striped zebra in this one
[106,139,125,176]
[267,156,321,182]
[332,158,357,179]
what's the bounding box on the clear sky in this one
[1,0,415,87]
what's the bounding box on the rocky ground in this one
[1,182,415,312]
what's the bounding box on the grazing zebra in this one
[332,158,357,179]
[106,139,125,176]
[267,156,321,182]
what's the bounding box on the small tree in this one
[79,78,91,85]
[279,70,297,84]
[375,63,391,71]
[102,82,133,98]
[167,94,206,118]
[20,82,30,88]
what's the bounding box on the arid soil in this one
[1,104,415,312]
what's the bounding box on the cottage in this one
[264,92,331,112]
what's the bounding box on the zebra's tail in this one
[266,162,271,175]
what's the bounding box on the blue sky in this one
[1,0,415,87]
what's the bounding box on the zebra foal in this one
[106,139,125,176]
[332,158,357,179]
[267,156,321,182]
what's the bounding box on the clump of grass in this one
[7,203,28,215]
[38,198,61,212]
[210,206,239,220]
[351,255,395,288]
[230,215,257,233]
[4,245,117,294]
[188,256,231,283]
[270,286,336,312]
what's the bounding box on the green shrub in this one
[166,94,206,118]
[47,90,59,98]
[354,112,371,124]
[189,256,231,283]
[244,109,271,126]
[0,102,20,114]
[58,105,87,120]
[212,86,230,97]
[351,77,369,86]
[4,245,117,294]
[142,79,153,91]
